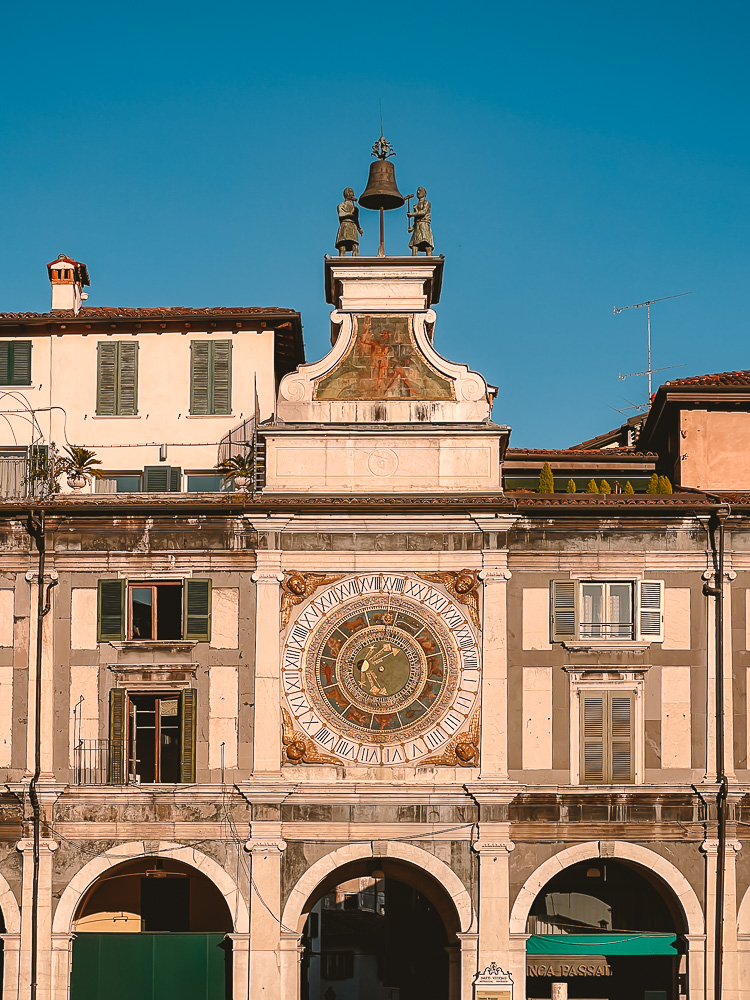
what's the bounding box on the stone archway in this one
[509,841,703,936]
[52,840,248,935]
[51,841,249,1000]
[508,842,705,1000]
[281,841,475,1000]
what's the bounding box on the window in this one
[551,579,663,643]
[143,466,182,492]
[190,340,232,415]
[187,474,232,492]
[580,690,635,783]
[0,449,27,498]
[321,952,354,981]
[97,578,211,642]
[108,688,196,783]
[96,341,138,415]
[95,474,142,493]
[0,341,32,385]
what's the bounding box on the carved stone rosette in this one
[418,569,481,629]
[282,708,340,766]
[280,572,344,629]
[420,708,480,768]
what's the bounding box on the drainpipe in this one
[702,506,730,1000]
[25,511,58,1000]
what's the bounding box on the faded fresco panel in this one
[314,314,454,400]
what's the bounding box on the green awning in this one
[527,933,679,956]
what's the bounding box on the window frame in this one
[189,339,232,415]
[108,687,196,785]
[551,577,664,644]
[97,578,211,643]
[96,340,139,415]
[569,672,643,785]
[0,341,32,386]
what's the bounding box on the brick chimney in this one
[47,254,90,314]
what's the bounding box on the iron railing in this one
[73,739,110,785]
[579,621,634,639]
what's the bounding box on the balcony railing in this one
[73,740,110,785]
[579,621,634,639]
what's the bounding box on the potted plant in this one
[60,446,104,490]
[216,452,254,490]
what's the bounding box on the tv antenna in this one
[614,291,691,404]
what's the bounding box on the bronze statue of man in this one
[335,188,363,256]
[407,187,434,256]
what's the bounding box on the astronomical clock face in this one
[281,574,480,766]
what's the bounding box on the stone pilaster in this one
[226,933,251,1000]
[24,571,57,779]
[474,827,515,973]
[251,549,284,778]
[702,839,718,1000]
[245,837,287,998]
[279,932,304,1000]
[457,931,479,1000]
[477,553,512,781]
[1,934,21,1000]
[17,837,58,1000]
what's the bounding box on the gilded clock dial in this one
[282,574,481,766]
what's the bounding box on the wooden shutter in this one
[580,692,606,783]
[10,342,31,385]
[143,466,168,492]
[190,342,210,414]
[108,688,127,784]
[168,466,182,492]
[116,342,138,415]
[96,342,118,415]
[180,689,197,783]
[184,579,211,641]
[609,692,635,783]
[0,343,9,384]
[98,579,125,641]
[211,341,232,414]
[551,580,577,640]
[636,580,664,642]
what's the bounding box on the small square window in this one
[187,474,232,493]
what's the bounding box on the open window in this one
[109,688,196,784]
[551,579,664,643]
[97,578,211,642]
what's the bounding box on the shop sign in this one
[527,956,612,978]
[474,962,514,1000]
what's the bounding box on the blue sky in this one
[1,1,748,446]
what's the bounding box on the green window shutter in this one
[580,692,606,784]
[168,466,182,492]
[637,580,664,642]
[10,342,31,385]
[96,342,118,415]
[180,689,197,783]
[108,688,127,785]
[609,692,635,783]
[211,340,232,414]
[144,466,168,492]
[116,342,138,415]
[190,341,210,414]
[98,579,125,641]
[551,580,577,641]
[184,579,211,641]
[0,343,9,383]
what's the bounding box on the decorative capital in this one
[251,571,284,584]
[473,840,515,856]
[244,838,287,855]
[478,568,512,582]
[17,838,58,853]
[700,839,719,857]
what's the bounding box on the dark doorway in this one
[302,871,450,1000]
[526,859,685,1000]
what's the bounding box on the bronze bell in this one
[359,159,406,211]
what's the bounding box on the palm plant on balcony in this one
[216,452,255,490]
[60,446,104,489]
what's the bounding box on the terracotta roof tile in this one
[663,370,750,388]
[0,306,298,322]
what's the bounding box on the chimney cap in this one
[46,254,90,286]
